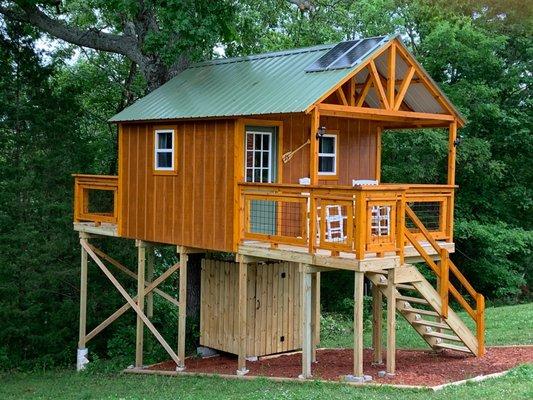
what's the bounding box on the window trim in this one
[153,127,177,174]
[318,131,338,178]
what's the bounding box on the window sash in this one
[154,129,175,171]
[318,134,337,175]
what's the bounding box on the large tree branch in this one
[0,3,144,65]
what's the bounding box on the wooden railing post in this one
[354,191,366,260]
[308,194,316,254]
[476,294,485,356]
[439,248,449,318]
[395,193,406,264]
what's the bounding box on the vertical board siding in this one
[120,120,235,251]
[258,113,379,185]
[200,259,301,357]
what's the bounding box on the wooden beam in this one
[375,126,382,182]
[300,267,312,378]
[353,271,364,377]
[309,108,319,185]
[386,270,396,375]
[387,44,396,107]
[85,259,180,343]
[394,41,463,125]
[92,246,179,308]
[355,75,373,107]
[447,121,457,242]
[146,246,154,319]
[372,283,383,364]
[177,249,188,371]
[237,259,249,374]
[80,239,181,366]
[394,66,415,111]
[336,87,348,106]
[78,235,88,349]
[317,103,455,123]
[311,272,319,362]
[369,60,390,109]
[135,241,146,367]
[349,78,355,106]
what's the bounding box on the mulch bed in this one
[148,346,533,387]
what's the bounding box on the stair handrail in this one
[405,205,485,356]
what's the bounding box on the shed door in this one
[245,126,278,235]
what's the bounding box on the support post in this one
[311,272,320,363]
[447,120,457,242]
[135,240,147,368]
[371,283,383,364]
[146,246,154,319]
[309,107,319,185]
[177,248,188,371]
[300,265,312,379]
[237,258,249,376]
[77,233,89,371]
[353,271,364,377]
[386,271,396,375]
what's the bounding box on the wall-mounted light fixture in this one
[453,135,463,147]
[316,126,327,139]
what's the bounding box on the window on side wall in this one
[154,129,175,172]
[318,133,337,176]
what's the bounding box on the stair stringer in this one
[366,266,478,355]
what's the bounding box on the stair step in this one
[397,295,429,305]
[412,320,450,329]
[424,331,462,342]
[435,343,472,353]
[397,283,415,290]
[402,307,439,317]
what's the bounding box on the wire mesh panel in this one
[243,194,307,246]
[406,200,446,238]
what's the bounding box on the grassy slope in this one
[1,303,531,400]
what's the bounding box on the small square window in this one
[318,133,337,175]
[154,129,176,171]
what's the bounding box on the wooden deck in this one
[238,240,454,271]
[74,222,119,237]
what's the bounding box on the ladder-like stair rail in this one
[404,205,485,356]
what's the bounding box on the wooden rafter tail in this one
[80,239,182,366]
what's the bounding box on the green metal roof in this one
[109,37,391,123]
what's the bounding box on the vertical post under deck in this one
[353,271,364,377]
[237,258,249,375]
[371,283,383,364]
[135,241,146,368]
[311,272,320,362]
[300,266,312,378]
[177,249,188,371]
[77,233,89,371]
[146,246,154,319]
[386,271,396,374]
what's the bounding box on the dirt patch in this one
[148,346,533,387]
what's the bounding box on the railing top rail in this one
[238,182,456,191]
[73,174,118,181]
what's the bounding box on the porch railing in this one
[73,174,119,225]
[238,182,455,260]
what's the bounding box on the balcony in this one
[73,174,119,237]
[237,182,455,266]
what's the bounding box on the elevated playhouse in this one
[73,35,485,380]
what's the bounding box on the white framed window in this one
[245,129,274,183]
[154,129,175,171]
[318,133,337,175]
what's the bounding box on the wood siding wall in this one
[119,120,236,251]
[200,259,301,357]
[258,113,379,185]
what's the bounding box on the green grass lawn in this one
[1,303,531,400]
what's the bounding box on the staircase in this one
[366,205,485,357]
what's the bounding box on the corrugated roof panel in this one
[110,38,392,122]
[403,83,444,114]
